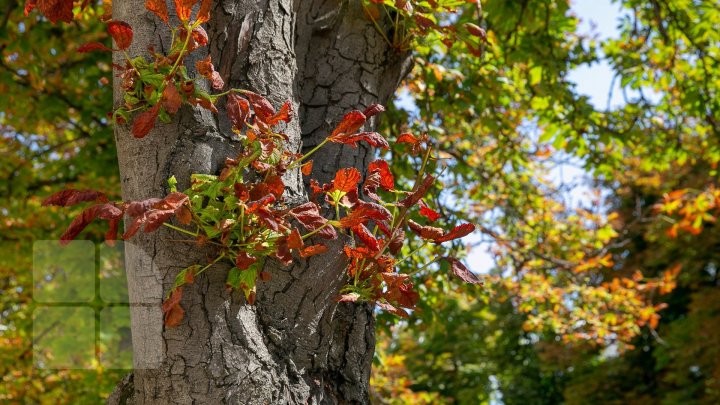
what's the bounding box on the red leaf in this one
[264,174,285,199]
[435,223,475,243]
[330,110,366,138]
[362,103,385,118]
[24,0,37,17]
[339,201,392,229]
[191,26,209,48]
[162,288,185,327]
[246,194,276,213]
[289,202,337,239]
[235,251,257,270]
[407,219,444,240]
[78,42,112,53]
[376,301,409,318]
[196,55,214,78]
[227,94,250,131]
[299,244,328,258]
[132,104,160,138]
[243,91,276,123]
[329,131,389,149]
[267,101,294,126]
[418,200,441,222]
[107,21,133,51]
[301,161,313,176]
[34,0,74,23]
[106,218,121,244]
[287,229,304,249]
[332,168,362,193]
[176,206,192,225]
[368,160,394,190]
[145,0,169,24]
[398,174,435,208]
[42,189,107,207]
[173,0,196,22]
[389,229,405,255]
[397,132,420,144]
[196,0,212,23]
[443,257,482,284]
[122,193,189,238]
[274,237,293,266]
[352,224,379,251]
[126,198,161,217]
[464,23,486,40]
[161,83,182,114]
[60,203,123,244]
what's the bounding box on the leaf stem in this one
[163,222,198,237]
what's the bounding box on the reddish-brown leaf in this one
[267,101,294,126]
[352,224,379,251]
[161,83,182,114]
[235,251,257,270]
[176,205,192,225]
[289,202,337,239]
[407,219,444,240]
[191,26,208,48]
[435,223,475,243]
[132,104,160,138]
[33,0,74,23]
[196,0,212,23]
[332,168,362,193]
[287,229,304,250]
[398,174,435,208]
[443,257,482,284]
[368,160,394,190]
[301,161,313,176]
[227,94,250,131]
[196,55,214,78]
[397,132,420,144]
[60,203,123,244]
[42,189,107,207]
[329,131,389,149]
[243,91,275,123]
[162,288,185,327]
[264,174,285,199]
[145,0,169,24]
[299,244,328,258]
[274,237,293,266]
[389,229,405,255]
[418,200,442,222]
[173,0,196,22]
[106,218,121,245]
[24,0,37,16]
[464,22,486,40]
[330,110,366,138]
[78,42,112,53]
[107,21,133,51]
[376,301,409,318]
[339,201,392,229]
[246,194,275,213]
[362,103,385,118]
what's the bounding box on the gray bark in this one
[108,1,410,404]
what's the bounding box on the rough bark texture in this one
[108,1,411,404]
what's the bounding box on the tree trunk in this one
[108,1,411,404]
